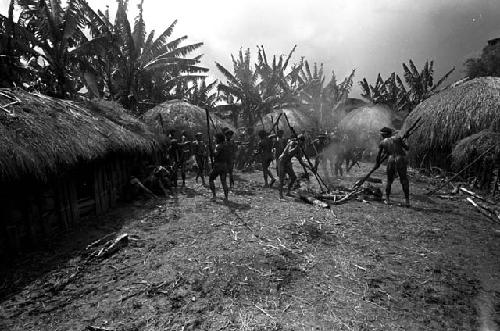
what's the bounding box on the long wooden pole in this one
[205,109,214,166]
[282,112,329,192]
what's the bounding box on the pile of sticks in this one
[460,187,500,224]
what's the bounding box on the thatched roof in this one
[451,130,500,170]
[338,104,393,136]
[0,89,157,183]
[254,108,318,135]
[402,77,500,167]
[143,100,235,141]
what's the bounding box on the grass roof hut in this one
[451,130,500,190]
[143,100,236,143]
[0,89,158,259]
[402,77,500,168]
[254,108,318,136]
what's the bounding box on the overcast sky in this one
[2,0,500,97]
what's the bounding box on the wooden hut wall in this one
[0,155,141,260]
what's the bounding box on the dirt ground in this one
[1,162,499,331]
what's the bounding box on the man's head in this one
[277,129,284,137]
[225,129,235,140]
[380,127,393,138]
[215,132,226,144]
[297,134,306,144]
[258,129,267,139]
[195,132,203,140]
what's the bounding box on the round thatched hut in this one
[143,100,236,142]
[0,89,158,259]
[451,130,500,189]
[337,104,394,153]
[254,108,318,136]
[403,77,500,168]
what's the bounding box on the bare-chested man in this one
[278,134,309,199]
[209,133,230,202]
[375,127,410,207]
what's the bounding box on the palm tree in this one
[216,48,262,127]
[15,0,89,97]
[360,59,455,112]
[186,78,218,110]
[75,0,207,111]
[296,60,356,126]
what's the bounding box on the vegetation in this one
[464,39,500,78]
[359,60,454,112]
[217,47,356,128]
[403,77,500,168]
[0,0,206,112]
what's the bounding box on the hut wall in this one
[0,155,141,261]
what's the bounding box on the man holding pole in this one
[375,127,410,207]
[278,134,309,199]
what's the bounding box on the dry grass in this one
[0,89,157,183]
[452,129,500,169]
[403,77,500,167]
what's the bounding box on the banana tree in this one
[74,0,207,111]
[14,0,88,97]
[360,59,455,112]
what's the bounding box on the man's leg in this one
[385,160,396,204]
[286,164,297,196]
[180,161,186,187]
[264,159,275,187]
[208,167,219,200]
[278,162,286,198]
[398,158,410,207]
[229,162,235,189]
[220,172,229,201]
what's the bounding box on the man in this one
[223,129,238,189]
[273,129,288,178]
[192,132,208,186]
[256,130,276,187]
[278,134,309,199]
[209,133,230,202]
[313,134,329,177]
[375,126,410,207]
[167,139,180,187]
[178,131,191,187]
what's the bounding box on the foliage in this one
[75,0,207,112]
[360,59,454,112]
[464,40,500,78]
[185,78,218,110]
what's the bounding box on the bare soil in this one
[1,162,499,331]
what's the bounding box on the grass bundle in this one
[402,77,500,168]
[0,89,157,183]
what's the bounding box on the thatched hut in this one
[0,89,158,258]
[254,108,318,136]
[143,100,236,143]
[403,77,500,168]
[337,104,394,153]
[451,130,500,189]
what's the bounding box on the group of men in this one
[128,125,411,206]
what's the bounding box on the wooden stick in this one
[427,145,495,195]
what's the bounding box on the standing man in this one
[256,130,276,187]
[209,133,230,202]
[224,129,237,189]
[375,127,410,207]
[313,134,329,178]
[192,132,208,186]
[167,139,180,188]
[178,131,191,187]
[278,134,309,199]
[273,129,288,178]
